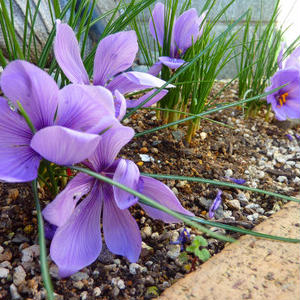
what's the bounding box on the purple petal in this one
[0,98,41,182]
[56,84,116,133]
[50,184,102,277]
[107,71,174,94]
[159,56,185,69]
[174,8,202,54]
[43,173,93,227]
[93,31,138,86]
[139,176,194,223]
[103,184,141,262]
[228,177,246,185]
[148,61,163,76]
[285,46,300,70]
[0,60,58,130]
[149,2,165,46]
[208,190,222,219]
[88,125,134,171]
[54,20,89,84]
[285,134,293,141]
[44,222,57,240]
[126,89,168,108]
[30,126,101,165]
[113,159,140,209]
[114,90,127,120]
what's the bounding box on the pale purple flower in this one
[277,43,300,70]
[148,2,206,75]
[208,190,222,219]
[43,125,193,277]
[54,21,172,119]
[265,68,300,121]
[0,60,117,182]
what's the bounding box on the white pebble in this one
[277,176,288,183]
[0,267,9,278]
[13,266,26,286]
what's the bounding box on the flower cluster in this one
[266,45,300,121]
[148,2,206,75]
[0,22,193,277]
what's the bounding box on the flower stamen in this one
[277,92,288,107]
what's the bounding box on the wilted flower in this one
[149,2,206,75]
[43,125,193,277]
[285,134,293,141]
[54,21,172,119]
[0,60,117,182]
[228,177,246,185]
[295,133,300,140]
[170,228,191,250]
[208,189,222,219]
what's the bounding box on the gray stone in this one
[71,272,89,281]
[10,284,21,300]
[172,130,185,141]
[129,263,147,275]
[227,200,241,210]
[80,291,88,300]
[166,244,181,260]
[0,267,9,278]
[13,266,26,286]
[21,245,40,263]
[93,287,101,297]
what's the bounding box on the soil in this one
[0,81,299,300]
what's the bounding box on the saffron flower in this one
[208,189,222,219]
[0,60,117,182]
[265,45,300,121]
[43,125,193,277]
[54,21,172,118]
[148,2,205,75]
[265,68,300,121]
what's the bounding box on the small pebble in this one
[227,200,241,210]
[71,272,89,281]
[200,132,207,140]
[21,245,40,263]
[80,291,88,300]
[277,176,288,183]
[0,267,9,278]
[10,284,21,300]
[93,287,101,297]
[73,281,84,290]
[166,244,181,260]
[225,169,233,177]
[13,266,26,286]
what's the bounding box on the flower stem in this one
[31,180,54,300]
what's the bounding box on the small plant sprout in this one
[186,236,210,262]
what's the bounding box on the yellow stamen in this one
[277,92,288,107]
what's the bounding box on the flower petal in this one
[148,61,163,76]
[0,98,41,182]
[30,126,101,165]
[43,173,93,227]
[139,176,194,223]
[113,159,140,209]
[126,89,168,108]
[149,2,165,46]
[56,84,116,133]
[107,71,174,94]
[93,31,138,85]
[114,90,127,120]
[54,20,89,84]
[285,46,300,70]
[103,184,141,262]
[50,184,102,277]
[159,56,185,69]
[174,8,202,54]
[0,60,58,130]
[89,125,134,171]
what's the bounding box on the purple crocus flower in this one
[265,68,300,121]
[277,43,300,70]
[148,2,206,75]
[208,189,222,219]
[54,21,172,118]
[0,60,117,182]
[42,125,193,277]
